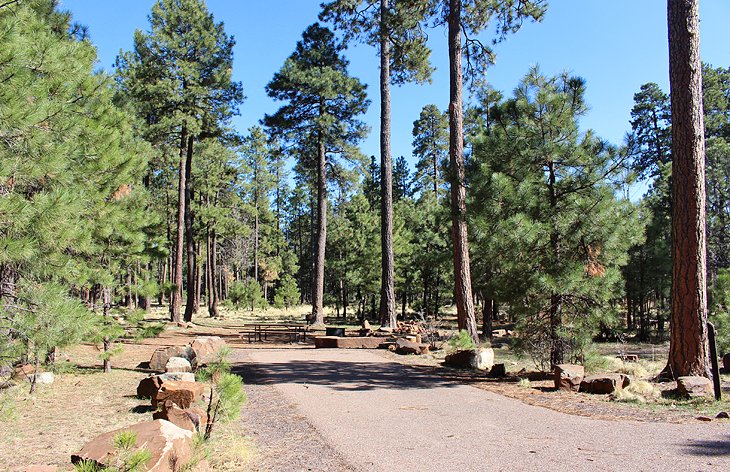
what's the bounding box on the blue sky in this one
[62,0,729,180]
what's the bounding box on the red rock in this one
[394,338,429,355]
[554,364,584,392]
[12,364,43,381]
[153,381,207,409]
[71,420,194,472]
[580,373,631,394]
[190,336,225,364]
[137,375,163,399]
[153,401,209,433]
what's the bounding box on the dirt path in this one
[238,348,730,472]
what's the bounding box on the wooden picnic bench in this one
[240,323,309,344]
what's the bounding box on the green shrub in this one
[133,323,165,341]
[273,275,300,310]
[204,372,247,440]
[196,346,232,383]
[448,330,477,351]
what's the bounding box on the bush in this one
[196,346,232,383]
[0,282,97,391]
[204,372,247,440]
[448,330,477,351]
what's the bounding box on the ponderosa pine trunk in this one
[447,0,479,343]
[379,0,397,329]
[170,124,188,322]
[209,229,219,317]
[184,136,196,322]
[311,130,328,325]
[664,0,710,379]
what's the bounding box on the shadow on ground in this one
[233,359,466,391]
[682,435,730,456]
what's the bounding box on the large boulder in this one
[444,348,495,371]
[554,364,584,392]
[394,338,429,355]
[190,336,226,365]
[153,380,207,409]
[153,400,209,433]
[149,346,197,372]
[580,373,631,394]
[166,357,192,373]
[677,376,713,398]
[71,419,199,471]
[138,374,197,399]
[137,375,164,399]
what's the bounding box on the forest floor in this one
[1,309,729,470]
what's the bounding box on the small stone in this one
[715,411,729,419]
[554,364,584,392]
[166,357,192,373]
[676,376,713,399]
[26,372,54,385]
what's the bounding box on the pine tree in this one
[321,0,433,328]
[412,104,448,198]
[0,1,149,376]
[665,0,710,379]
[264,24,369,325]
[470,68,640,366]
[115,0,243,322]
[433,0,547,343]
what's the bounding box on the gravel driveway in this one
[236,348,730,471]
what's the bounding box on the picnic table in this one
[241,323,310,343]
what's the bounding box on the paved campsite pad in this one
[240,348,730,472]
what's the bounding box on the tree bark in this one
[311,129,328,325]
[447,0,479,343]
[209,229,219,317]
[378,0,397,329]
[482,297,493,340]
[664,0,710,379]
[170,124,188,322]
[184,136,196,322]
